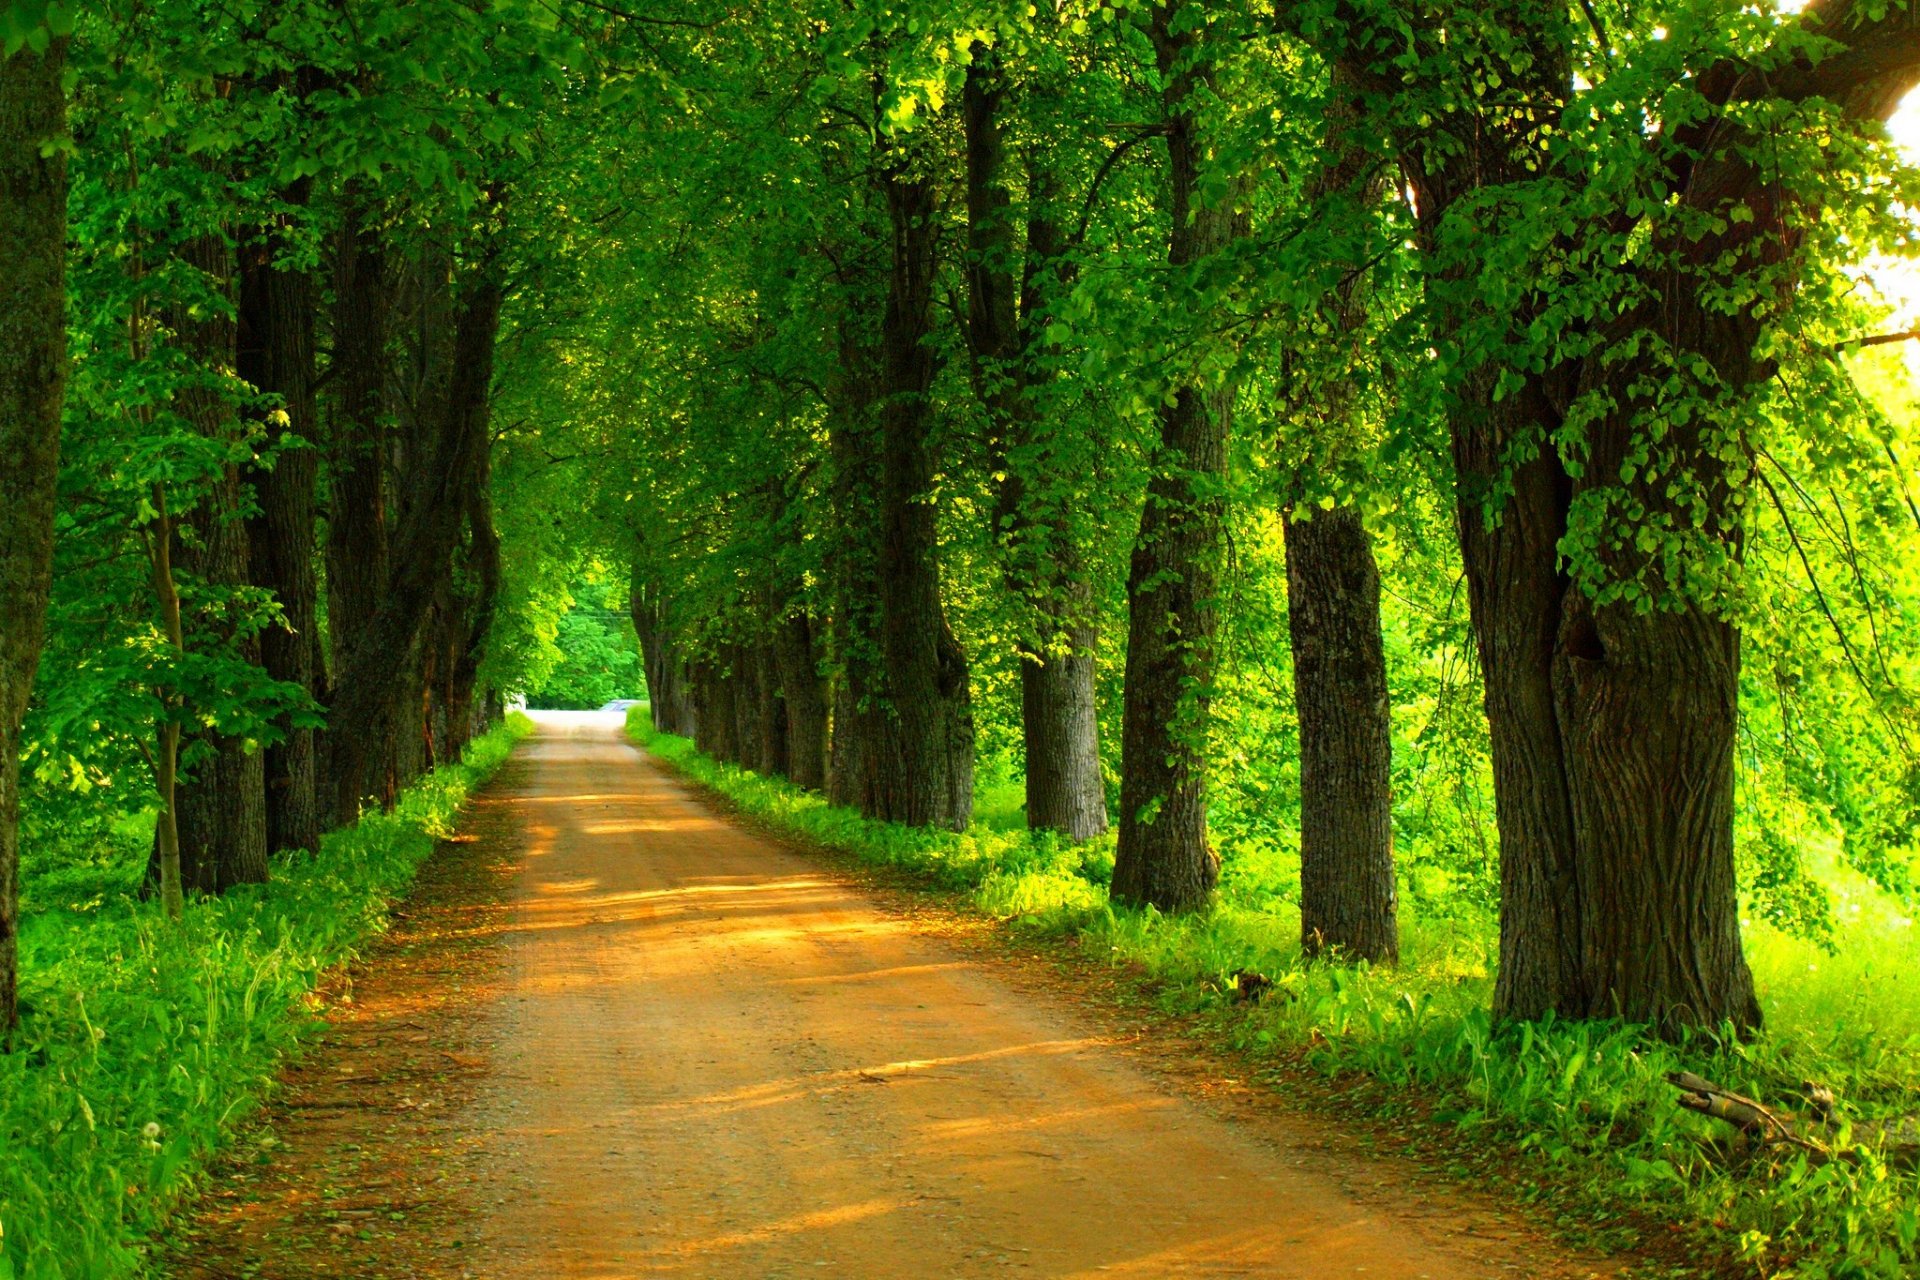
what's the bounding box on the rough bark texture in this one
[773,611,828,791]
[961,50,1108,841]
[731,642,763,771]
[168,232,269,893]
[1112,6,1244,911]
[442,475,501,764]
[238,197,322,855]
[323,204,392,819]
[1302,0,1920,1029]
[753,637,789,778]
[868,163,974,831]
[1285,507,1397,964]
[0,40,69,1035]
[327,261,503,825]
[631,562,696,736]
[1279,64,1398,965]
[694,661,741,766]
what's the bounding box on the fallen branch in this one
[1666,1073,1920,1170]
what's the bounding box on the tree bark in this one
[694,660,740,765]
[1299,0,1920,1029]
[868,160,974,830]
[0,39,68,1035]
[167,232,269,893]
[238,192,322,855]
[327,259,503,825]
[961,48,1108,841]
[324,201,392,819]
[442,475,500,763]
[1277,63,1398,964]
[1285,507,1397,964]
[731,642,762,771]
[754,636,789,778]
[1112,4,1245,911]
[630,561,696,735]
[774,611,828,791]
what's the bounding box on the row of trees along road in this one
[7,0,1920,1043]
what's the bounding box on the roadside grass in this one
[0,714,533,1280]
[628,710,1920,1280]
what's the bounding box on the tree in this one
[0,26,69,1033]
[960,36,1109,842]
[1298,0,1920,1030]
[1112,0,1249,911]
[1276,63,1399,966]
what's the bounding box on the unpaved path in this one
[178,711,1622,1279]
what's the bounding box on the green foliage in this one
[525,595,643,710]
[0,714,531,1279]
[633,712,1920,1279]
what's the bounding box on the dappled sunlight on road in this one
[453,711,1599,1280]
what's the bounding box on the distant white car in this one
[599,699,643,712]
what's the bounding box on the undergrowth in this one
[0,713,532,1280]
[629,710,1920,1280]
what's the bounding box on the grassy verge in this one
[629,711,1919,1280]
[0,713,534,1280]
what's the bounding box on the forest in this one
[6,0,1920,1276]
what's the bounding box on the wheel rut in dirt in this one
[181,711,1620,1280]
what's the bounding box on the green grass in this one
[0,713,533,1280]
[629,709,1920,1280]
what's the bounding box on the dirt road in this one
[437,712,1605,1280]
[177,711,1617,1278]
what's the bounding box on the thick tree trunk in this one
[868,164,974,830]
[1112,5,1244,911]
[238,199,322,855]
[731,643,762,771]
[1285,507,1397,964]
[630,565,695,736]
[168,232,268,892]
[774,611,828,791]
[0,39,69,1035]
[826,667,871,810]
[962,50,1108,841]
[324,204,393,819]
[694,661,741,765]
[754,638,788,778]
[443,481,500,764]
[1315,0,1920,1029]
[1277,64,1397,964]
[327,264,503,825]
[1021,645,1108,843]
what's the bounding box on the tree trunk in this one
[961,48,1108,841]
[826,665,872,810]
[755,638,789,778]
[1112,4,1244,911]
[731,642,762,771]
[774,611,828,791]
[327,262,503,825]
[1313,0,1920,1029]
[1285,507,1397,964]
[0,38,69,1035]
[324,202,393,820]
[1277,63,1397,964]
[630,563,695,736]
[238,197,322,855]
[868,161,974,830]
[694,660,740,765]
[168,232,268,892]
[443,479,500,764]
